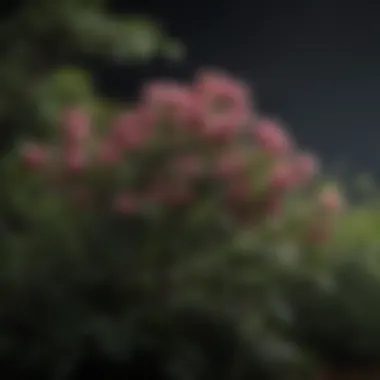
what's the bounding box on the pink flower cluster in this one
[19,69,343,243]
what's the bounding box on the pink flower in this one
[20,142,49,170]
[317,187,344,213]
[293,152,319,185]
[113,193,140,215]
[65,147,86,173]
[135,104,157,130]
[268,162,296,192]
[143,81,191,107]
[141,81,196,125]
[110,112,150,151]
[97,139,122,165]
[214,152,246,179]
[194,70,250,114]
[202,112,242,142]
[253,118,293,156]
[62,107,91,144]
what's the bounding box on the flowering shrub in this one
[10,71,347,305]
[0,69,346,378]
[18,70,341,238]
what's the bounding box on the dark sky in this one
[107,0,380,176]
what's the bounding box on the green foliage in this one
[0,0,184,151]
[276,174,380,368]
[0,69,335,378]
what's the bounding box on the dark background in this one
[104,0,380,177]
